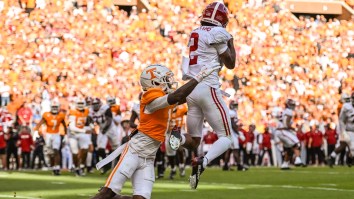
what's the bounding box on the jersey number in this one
[51,120,57,131]
[189,33,199,65]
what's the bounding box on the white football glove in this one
[194,66,221,82]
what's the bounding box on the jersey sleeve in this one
[141,88,165,105]
[207,27,232,45]
[284,109,293,117]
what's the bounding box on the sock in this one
[204,137,232,168]
[331,151,337,158]
[180,134,186,145]
[86,152,92,167]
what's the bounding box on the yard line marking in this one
[0,194,42,199]
[319,183,337,186]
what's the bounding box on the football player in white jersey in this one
[223,100,247,171]
[328,92,354,167]
[274,99,302,169]
[169,2,236,189]
[90,98,119,173]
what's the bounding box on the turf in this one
[0,167,353,199]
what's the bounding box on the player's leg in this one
[165,139,177,179]
[92,145,136,199]
[69,136,80,175]
[52,134,62,175]
[177,147,186,177]
[202,87,232,167]
[78,133,90,175]
[280,131,302,166]
[131,158,155,199]
[329,141,349,167]
[223,149,231,170]
[97,133,109,173]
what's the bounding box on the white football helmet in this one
[50,100,60,114]
[75,98,86,111]
[106,96,116,106]
[140,64,177,93]
[341,93,351,103]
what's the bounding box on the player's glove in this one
[194,66,221,82]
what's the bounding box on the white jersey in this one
[186,26,232,88]
[282,108,294,129]
[229,109,238,133]
[89,104,111,130]
[132,102,140,119]
[339,103,354,132]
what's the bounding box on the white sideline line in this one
[187,182,354,192]
[0,194,42,199]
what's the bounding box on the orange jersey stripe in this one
[105,144,129,187]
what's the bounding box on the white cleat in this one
[294,157,303,167]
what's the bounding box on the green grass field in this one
[0,167,353,199]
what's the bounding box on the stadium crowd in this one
[0,0,354,174]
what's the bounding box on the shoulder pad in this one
[208,27,232,45]
[141,88,165,105]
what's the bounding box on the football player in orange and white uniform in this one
[92,64,218,199]
[165,104,188,179]
[34,101,66,175]
[68,98,93,176]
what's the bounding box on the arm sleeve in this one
[338,106,347,134]
[144,95,170,113]
[68,115,86,133]
[102,109,113,133]
[207,28,232,45]
[214,43,228,55]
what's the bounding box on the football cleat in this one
[91,187,116,199]
[169,168,177,180]
[189,156,205,189]
[179,167,186,177]
[237,164,249,171]
[347,156,352,167]
[280,162,290,170]
[294,157,303,167]
[327,157,335,168]
[169,127,181,150]
[53,169,61,176]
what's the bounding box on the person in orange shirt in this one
[68,98,93,176]
[92,64,218,199]
[34,101,66,176]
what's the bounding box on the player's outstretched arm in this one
[219,37,236,69]
[129,111,138,129]
[34,118,45,131]
[167,66,220,105]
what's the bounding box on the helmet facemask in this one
[77,102,85,111]
[51,105,59,114]
[92,102,101,111]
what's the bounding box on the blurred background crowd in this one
[0,0,354,173]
